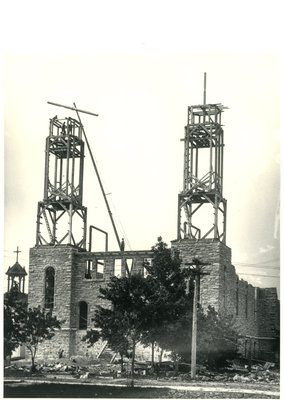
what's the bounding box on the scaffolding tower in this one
[177,100,227,243]
[36,116,87,248]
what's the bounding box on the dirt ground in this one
[4,358,280,399]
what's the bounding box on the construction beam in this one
[47,101,99,117]
[73,103,122,250]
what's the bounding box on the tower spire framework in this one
[36,116,87,248]
[177,76,227,243]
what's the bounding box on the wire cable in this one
[238,272,279,278]
[235,264,279,270]
[109,195,132,250]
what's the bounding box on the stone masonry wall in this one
[28,245,80,359]
[29,246,153,360]
[72,250,153,357]
[28,242,279,362]
[256,288,279,361]
[170,238,279,360]
[171,238,232,313]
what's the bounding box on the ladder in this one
[42,209,53,242]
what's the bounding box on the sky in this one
[1,1,281,296]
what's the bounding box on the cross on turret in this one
[13,246,21,263]
[6,246,27,293]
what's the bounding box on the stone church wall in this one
[171,238,279,360]
[28,242,279,362]
[28,246,154,360]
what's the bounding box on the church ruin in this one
[27,81,279,362]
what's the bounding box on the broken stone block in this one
[80,372,90,379]
[240,376,250,383]
[264,362,275,370]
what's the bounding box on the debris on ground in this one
[4,358,280,385]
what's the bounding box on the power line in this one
[235,264,279,270]
[109,195,132,250]
[238,273,280,278]
[4,249,29,253]
[4,255,29,261]
[233,257,280,265]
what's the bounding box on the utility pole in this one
[191,270,199,379]
[185,258,210,379]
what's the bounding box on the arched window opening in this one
[45,267,55,309]
[79,301,88,330]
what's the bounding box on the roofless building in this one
[27,77,279,362]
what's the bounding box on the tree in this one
[144,239,239,371]
[141,239,194,368]
[197,306,240,369]
[4,286,27,360]
[84,274,153,378]
[4,287,62,371]
[84,238,240,375]
[22,307,62,371]
[83,315,129,373]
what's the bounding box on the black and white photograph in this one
[2,1,281,398]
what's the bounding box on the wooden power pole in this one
[191,271,199,379]
[185,259,210,379]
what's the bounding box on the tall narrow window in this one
[79,301,88,330]
[126,258,133,275]
[85,260,93,279]
[114,259,122,277]
[95,260,104,279]
[45,267,55,309]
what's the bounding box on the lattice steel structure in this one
[36,116,87,248]
[177,103,227,243]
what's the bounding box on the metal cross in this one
[13,246,21,263]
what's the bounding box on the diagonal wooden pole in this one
[47,101,99,117]
[73,103,122,250]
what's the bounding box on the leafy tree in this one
[84,238,240,374]
[141,238,194,368]
[84,274,153,378]
[197,306,240,369]
[144,239,240,370]
[4,287,62,371]
[4,286,27,360]
[22,307,62,371]
[83,316,129,373]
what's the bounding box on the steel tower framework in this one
[177,101,227,243]
[36,116,87,248]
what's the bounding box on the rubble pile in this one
[5,358,280,384]
[149,361,280,384]
[37,360,123,378]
